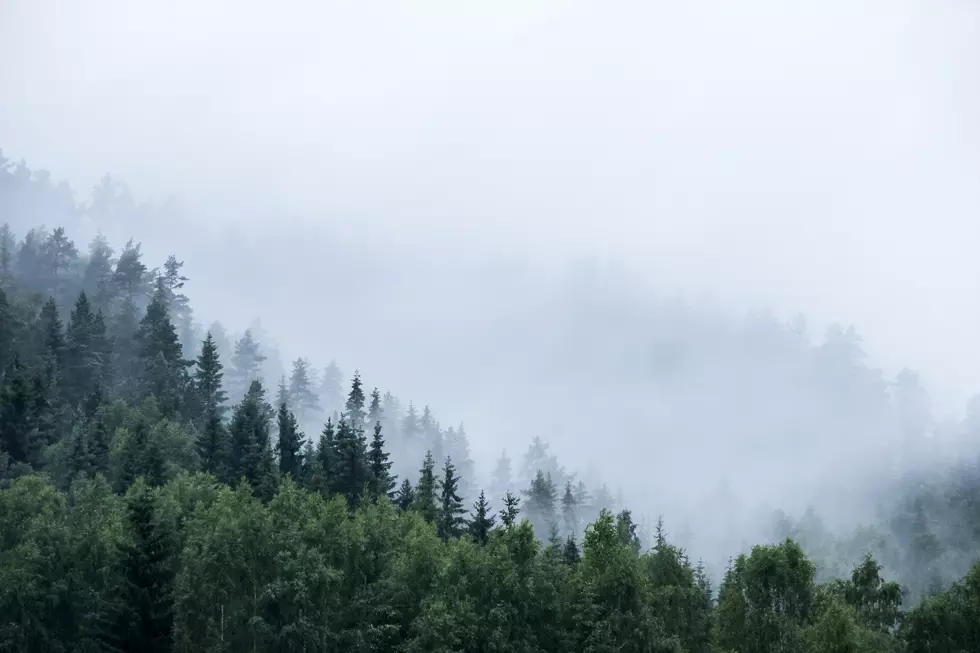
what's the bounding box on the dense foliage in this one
[1,155,979,652]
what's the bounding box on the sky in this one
[1,0,979,410]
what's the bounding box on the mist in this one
[3,0,980,581]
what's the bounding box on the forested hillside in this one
[2,152,980,652]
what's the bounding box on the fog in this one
[3,0,980,576]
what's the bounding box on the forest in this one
[1,152,980,652]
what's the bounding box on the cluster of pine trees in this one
[0,173,978,650]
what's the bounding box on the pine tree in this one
[82,232,116,310]
[395,478,415,511]
[116,480,175,653]
[288,357,319,423]
[562,481,579,538]
[562,535,581,565]
[65,291,110,405]
[524,469,558,539]
[0,361,37,465]
[438,457,466,541]
[367,421,396,500]
[367,387,383,425]
[499,491,521,528]
[227,329,266,401]
[113,238,150,302]
[468,489,495,546]
[412,450,439,523]
[309,419,337,497]
[135,278,190,416]
[161,255,195,349]
[401,402,420,441]
[228,380,272,491]
[192,331,228,421]
[276,401,304,480]
[117,419,167,492]
[110,294,141,397]
[331,419,369,509]
[345,370,366,428]
[318,360,343,413]
[37,297,65,382]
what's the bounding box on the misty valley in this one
[2,151,980,653]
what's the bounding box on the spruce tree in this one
[395,478,415,511]
[288,357,319,422]
[276,401,304,480]
[228,380,272,491]
[524,469,558,539]
[344,370,366,428]
[562,481,579,538]
[367,387,383,425]
[0,361,36,465]
[331,419,369,509]
[117,480,175,653]
[193,332,230,480]
[499,491,521,528]
[38,297,65,382]
[401,402,420,441]
[468,489,495,546]
[412,450,439,523]
[318,360,343,413]
[227,329,266,401]
[562,535,581,565]
[367,421,396,500]
[309,418,337,497]
[437,457,466,541]
[64,291,101,405]
[135,278,190,416]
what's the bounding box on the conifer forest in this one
[2,143,980,653]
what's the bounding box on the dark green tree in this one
[367,421,395,500]
[395,478,415,511]
[412,450,439,523]
[345,370,366,428]
[275,401,304,480]
[135,278,190,416]
[437,457,466,541]
[499,490,521,528]
[228,380,272,492]
[331,419,369,509]
[468,489,495,545]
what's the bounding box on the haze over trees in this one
[2,153,980,651]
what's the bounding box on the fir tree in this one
[367,387,383,425]
[308,418,337,497]
[0,360,38,465]
[192,331,228,421]
[468,489,495,546]
[228,380,272,491]
[401,402,420,441]
[288,357,319,422]
[524,469,558,539]
[116,480,176,653]
[37,297,65,382]
[135,278,190,416]
[412,450,439,523]
[345,370,366,428]
[227,329,266,401]
[562,480,579,538]
[395,478,415,511]
[562,535,581,565]
[367,421,396,500]
[65,291,110,405]
[438,457,466,542]
[318,360,343,413]
[276,401,304,480]
[499,491,521,528]
[332,419,369,509]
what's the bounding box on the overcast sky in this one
[2,0,979,414]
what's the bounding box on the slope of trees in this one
[2,155,980,651]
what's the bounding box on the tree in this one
[401,402,420,441]
[161,255,195,349]
[367,387,383,425]
[331,419,369,509]
[318,360,343,413]
[192,331,228,421]
[437,457,466,541]
[413,450,439,523]
[116,480,176,653]
[523,469,558,539]
[562,480,578,538]
[275,401,304,480]
[499,491,521,528]
[136,278,190,416]
[367,421,395,500]
[228,380,272,492]
[468,489,495,545]
[345,370,366,428]
[288,357,319,423]
[395,478,415,511]
[0,360,40,465]
[64,291,110,405]
[227,329,266,401]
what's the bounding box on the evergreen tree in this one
[275,401,304,480]
[192,331,228,420]
[490,449,513,505]
[523,469,558,539]
[116,480,175,653]
[227,329,266,401]
[499,491,521,528]
[113,239,150,302]
[401,402,420,441]
[37,297,65,381]
[81,232,116,310]
[367,421,396,500]
[331,419,369,509]
[161,255,195,349]
[395,478,415,511]
[135,278,190,416]
[228,380,272,492]
[562,480,579,538]
[309,418,337,496]
[438,457,466,542]
[367,387,383,425]
[345,370,366,428]
[468,489,495,545]
[0,360,39,465]
[318,360,343,413]
[562,535,581,565]
[64,291,110,405]
[412,450,439,523]
[288,357,319,422]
